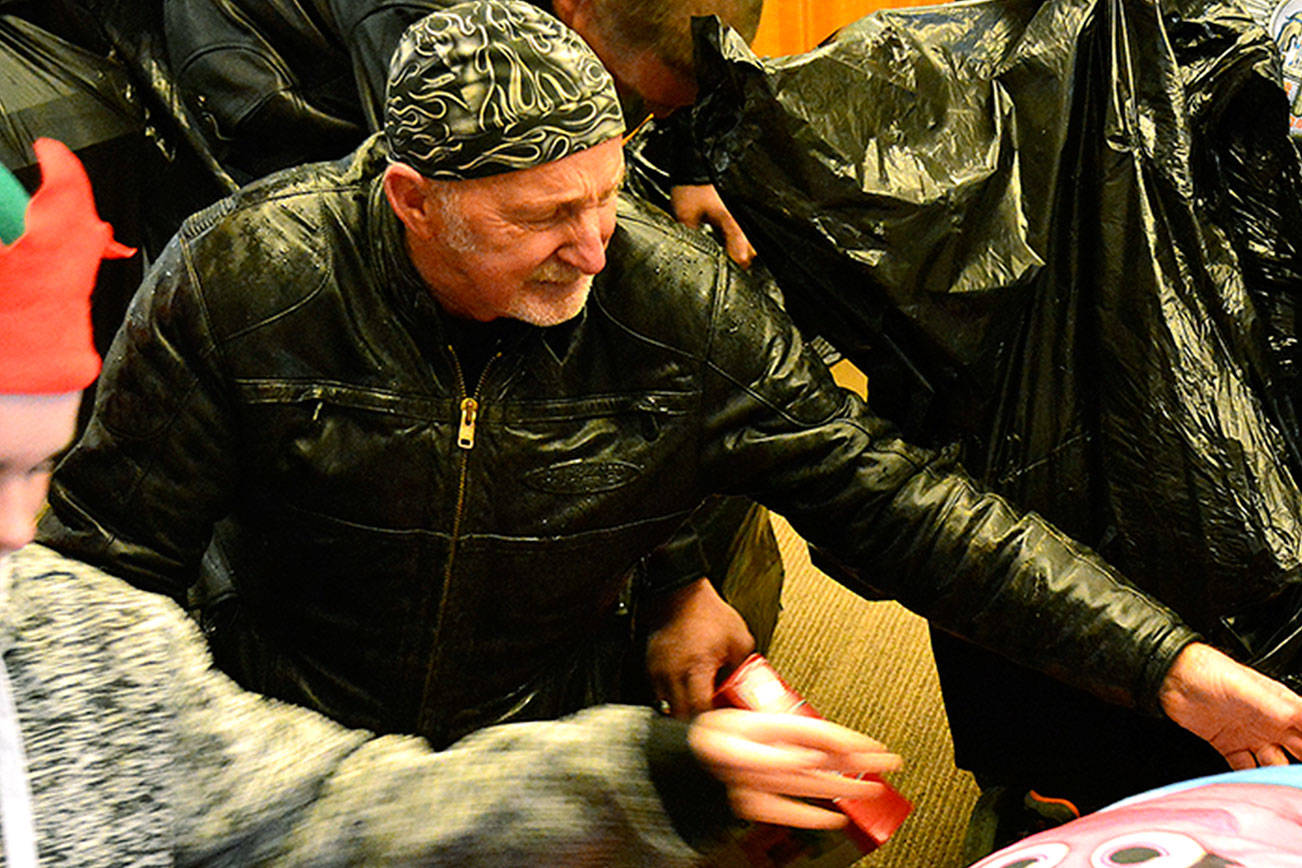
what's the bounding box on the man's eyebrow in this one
[518,170,625,211]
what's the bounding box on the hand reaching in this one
[646,577,755,719]
[1159,641,1302,769]
[670,184,757,269]
[688,708,904,828]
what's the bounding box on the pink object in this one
[713,653,914,852]
[970,777,1302,867]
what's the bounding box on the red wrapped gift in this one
[712,653,913,853]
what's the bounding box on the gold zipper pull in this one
[458,397,478,449]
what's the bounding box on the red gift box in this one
[712,653,913,853]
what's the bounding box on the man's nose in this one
[558,209,608,275]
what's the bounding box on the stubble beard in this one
[510,273,593,326]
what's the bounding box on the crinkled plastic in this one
[0,15,138,169]
[693,0,1302,639]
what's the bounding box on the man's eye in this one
[515,208,558,225]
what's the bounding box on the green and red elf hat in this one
[0,138,134,395]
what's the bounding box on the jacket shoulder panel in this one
[174,156,377,341]
[594,196,731,353]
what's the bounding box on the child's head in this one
[0,139,132,557]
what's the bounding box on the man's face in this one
[0,393,79,558]
[416,137,625,326]
[603,51,699,118]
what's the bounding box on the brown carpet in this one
[765,514,980,868]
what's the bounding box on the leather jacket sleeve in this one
[688,249,1198,716]
[39,227,240,603]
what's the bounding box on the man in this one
[0,136,903,866]
[158,0,770,698]
[38,2,1302,770]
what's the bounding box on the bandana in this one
[0,139,134,395]
[384,0,625,180]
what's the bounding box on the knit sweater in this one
[0,544,722,866]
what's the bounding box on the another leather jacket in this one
[39,136,1197,746]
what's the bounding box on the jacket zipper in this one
[418,345,500,735]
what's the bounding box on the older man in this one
[38,2,1302,770]
[158,0,771,699]
[0,137,902,866]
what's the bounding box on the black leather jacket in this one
[40,137,1197,746]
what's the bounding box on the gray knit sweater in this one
[0,545,710,866]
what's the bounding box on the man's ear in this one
[383,163,437,240]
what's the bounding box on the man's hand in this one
[670,184,757,269]
[647,577,755,719]
[688,709,903,828]
[1159,641,1302,769]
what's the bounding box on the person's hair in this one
[591,0,764,76]
[424,180,474,253]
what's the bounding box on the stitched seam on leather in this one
[459,509,697,543]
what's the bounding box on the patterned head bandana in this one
[384,0,625,180]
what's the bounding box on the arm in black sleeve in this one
[38,230,240,602]
[694,250,1197,715]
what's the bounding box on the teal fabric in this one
[0,165,28,244]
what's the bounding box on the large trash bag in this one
[692,0,1302,806]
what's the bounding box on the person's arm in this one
[337,0,454,130]
[1158,642,1302,769]
[658,225,1302,767]
[95,555,894,863]
[633,111,756,268]
[642,499,766,718]
[37,230,238,602]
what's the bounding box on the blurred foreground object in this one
[714,654,912,856]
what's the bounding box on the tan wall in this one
[752,0,937,56]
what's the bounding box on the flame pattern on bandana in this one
[384,1,625,180]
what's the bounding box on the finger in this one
[724,768,891,801]
[686,667,718,717]
[727,628,757,662]
[702,709,891,755]
[668,675,696,721]
[647,659,673,701]
[649,675,674,717]
[672,200,703,229]
[720,749,903,784]
[730,790,851,830]
[719,217,756,269]
[691,725,829,771]
[1256,743,1291,766]
[1223,748,1256,771]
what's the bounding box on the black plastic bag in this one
[694,0,1302,637]
[692,0,1302,802]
